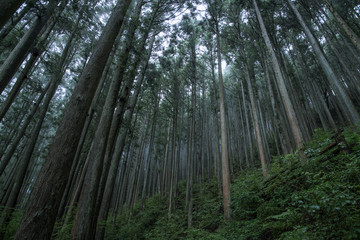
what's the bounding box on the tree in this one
[206,0,231,220]
[14,1,132,239]
[287,0,360,125]
[240,53,268,177]
[95,31,157,240]
[0,0,63,95]
[0,0,359,238]
[0,0,28,29]
[253,0,305,158]
[323,0,360,53]
[71,1,145,239]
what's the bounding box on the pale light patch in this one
[221,59,227,73]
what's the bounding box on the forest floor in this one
[95,125,360,240]
[3,125,360,240]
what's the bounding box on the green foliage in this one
[97,126,360,239]
[192,179,223,231]
[144,209,188,240]
[51,206,77,240]
[231,170,264,220]
[0,207,23,240]
[257,126,360,239]
[6,126,360,239]
[105,195,167,240]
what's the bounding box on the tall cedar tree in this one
[14,1,132,239]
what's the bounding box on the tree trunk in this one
[323,0,360,53]
[187,42,196,225]
[209,48,222,194]
[161,120,171,196]
[0,2,32,41]
[4,72,60,212]
[253,0,305,158]
[95,0,150,216]
[72,4,144,239]
[262,57,291,154]
[141,95,159,209]
[168,85,179,219]
[0,0,75,122]
[241,81,255,166]
[3,4,80,211]
[0,0,27,28]
[128,113,149,213]
[0,82,50,177]
[57,43,110,220]
[215,19,231,220]
[290,35,337,130]
[287,0,360,124]
[96,34,155,240]
[242,57,268,177]
[14,1,132,239]
[0,0,63,95]
[0,52,39,123]
[237,95,249,168]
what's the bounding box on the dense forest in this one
[0,0,359,239]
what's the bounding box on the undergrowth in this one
[2,125,360,239]
[102,125,360,240]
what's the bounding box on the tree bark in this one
[0,82,50,177]
[240,81,255,166]
[0,52,39,123]
[0,0,62,95]
[215,19,231,220]
[169,78,179,219]
[0,2,32,40]
[95,33,155,240]
[3,5,79,211]
[242,57,268,177]
[0,0,27,29]
[141,95,159,209]
[323,0,360,53]
[4,72,60,211]
[209,45,222,194]
[237,95,249,168]
[71,3,144,238]
[253,0,305,158]
[287,0,360,125]
[14,1,132,239]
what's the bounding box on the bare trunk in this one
[141,96,159,209]
[96,34,155,239]
[209,44,222,194]
[0,0,63,94]
[3,8,79,211]
[14,1,131,239]
[323,0,360,53]
[0,82,50,176]
[0,52,39,122]
[168,109,178,218]
[0,0,26,28]
[237,95,249,168]
[215,20,231,220]
[4,74,60,211]
[72,3,145,238]
[0,2,31,40]
[242,58,268,177]
[161,120,171,196]
[253,0,305,158]
[288,0,360,124]
[241,81,255,166]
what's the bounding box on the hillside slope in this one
[92,126,360,240]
